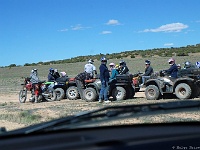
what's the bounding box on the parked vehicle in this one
[19,78,57,103]
[83,74,135,102]
[145,68,200,100]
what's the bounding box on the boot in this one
[34,96,38,103]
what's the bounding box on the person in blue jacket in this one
[99,56,111,103]
[165,58,178,78]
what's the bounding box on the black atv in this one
[144,68,200,100]
[83,74,135,102]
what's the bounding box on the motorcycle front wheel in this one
[19,89,27,103]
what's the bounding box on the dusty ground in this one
[0,90,146,131]
[0,89,200,131]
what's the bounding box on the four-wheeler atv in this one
[83,74,135,102]
[144,68,200,100]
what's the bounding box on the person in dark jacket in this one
[140,60,154,86]
[56,72,68,83]
[48,68,55,82]
[165,58,178,78]
[53,69,60,80]
[119,60,129,74]
[99,56,110,103]
[75,72,90,100]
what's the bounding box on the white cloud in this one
[100,31,112,34]
[142,23,188,32]
[71,24,91,30]
[58,29,68,32]
[164,43,174,47]
[106,19,121,25]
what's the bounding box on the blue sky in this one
[0,0,200,66]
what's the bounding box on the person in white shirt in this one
[84,59,97,79]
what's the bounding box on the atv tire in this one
[175,83,192,99]
[83,88,97,102]
[19,89,27,103]
[55,88,65,101]
[112,86,126,101]
[145,85,160,100]
[66,86,79,100]
[44,90,57,102]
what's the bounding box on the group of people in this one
[29,57,200,103]
[29,68,68,103]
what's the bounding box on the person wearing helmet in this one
[109,62,115,72]
[140,60,154,86]
[109,64,119,81]
[56,71,68,83]
[84,59,97,79]
[164,58,178,78]
[196,62,200,68]
[183,61,196,69]
[30,69,40,103]
[119,60,129,74]
[48,68,55,82]
[99,56,110,103]
[53,69,60,80]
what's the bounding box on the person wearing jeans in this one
[99,56,110,103]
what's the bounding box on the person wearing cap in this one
[56,71,68,83]
[164,58,178,78]
[84,59,97,79]
[140,60,154,86]
[99,56,111,103]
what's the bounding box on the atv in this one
[144,68,200,100]
[83,74,135,102]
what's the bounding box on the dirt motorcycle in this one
[19,78,57,103]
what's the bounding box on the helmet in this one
[196,62,200,68]
[60,71,66,77]
[100,56,107,62]
[49,68,54,74]
[145,60,151,65]
[115,64,120,70]
[119,60,125,66]
[109,63,115,66]
[184,61,192,68]
[31,69,37,73]
[168,58,175,65]
[88,59,94,64]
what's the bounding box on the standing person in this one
[99,56,111,103]
[75,72,90,100]
[84,59,97,79]
[30,69,40,103]
[140,60,154,86]
[48,68,55,82]
[119,60,129,74]
[165,58,178,78]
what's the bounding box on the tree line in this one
[3,43,200,68]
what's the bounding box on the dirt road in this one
[0,90,146,131]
